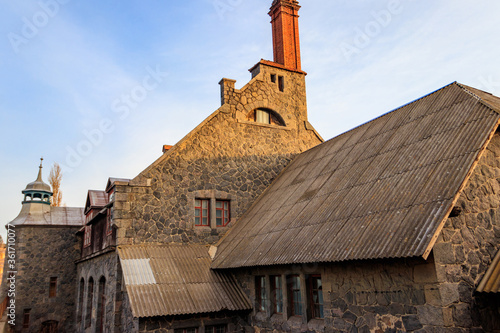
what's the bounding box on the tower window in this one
[49,277,57,298]
[278,76,285,92]
[23,309,31,328]
[270,74,277,83]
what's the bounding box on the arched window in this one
[97,277,106,333]
[249,108,285,126]
[78,279,85,324]
[86,277,94,329]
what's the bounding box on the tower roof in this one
[23,158,52,193]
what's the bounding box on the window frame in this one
[49,277,57,298]
[23,309,31,329]
[270,275,283,315]
[308,275,324,319]
[287,275,302,317]
[215,200,230,227]
[255,276,268,312]
[106,208,113,236]
[174,328,198,333]
[83,225,92,248]
[205,325,227,333]
[194,199,210,227]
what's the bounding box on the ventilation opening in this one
[270,74,276,83]
[278,76,285,92]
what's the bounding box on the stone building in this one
[4,0,500,332]
[2,160,84,332]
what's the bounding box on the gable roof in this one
[117,244,251,318]
[212,82,500,269]
[84,190,108,214]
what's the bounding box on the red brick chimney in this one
[269,0,301,71]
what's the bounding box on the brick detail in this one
[269,0,301,71]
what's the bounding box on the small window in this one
[308,275,323,319]
[49,277,57,298]
[84,225,92,248]
[288,275,302,316]
[255,109,271,124]
[270,74,277,83]
[86,278,94,328]
[106,209,113,236]
[255,276,268,312]
[278,76,285,92]
[174,328,198,333]
[216,200,230,227]
[23,309,31,329]
[206,325,227,333]
[271,275,283,314]
[195,199,210,226]
[78,279,85,323]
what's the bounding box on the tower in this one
[269,0,302,71]
[22,158,52,205]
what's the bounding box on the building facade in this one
[3,1,499,332]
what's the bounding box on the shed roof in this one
[212,82,500,269]
[477,249,500,293]
[117,244,251,318]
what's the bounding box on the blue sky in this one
[1,0,500,241]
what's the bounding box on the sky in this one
[1,0,500,241]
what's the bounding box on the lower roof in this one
[117,244,251,318]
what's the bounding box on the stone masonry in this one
[113,61,322,246]
[12,226,81,333]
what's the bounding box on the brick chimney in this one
[269,0,301,71]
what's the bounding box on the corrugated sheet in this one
[117,244,251,318]
[477,250,500,293]
[212,82,500,269]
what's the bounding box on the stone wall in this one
[76,251,120,333]
[137,311,250,333]
[233,259,440,333]
[11,226,80,333]
[432,131,500,331]
[114,62,322,246]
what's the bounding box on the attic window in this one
[252,108,286,126]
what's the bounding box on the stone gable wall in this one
[9,226,80,333]
[114,63,322,246]
[432,131,500,331]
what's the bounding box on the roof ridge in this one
[456,82,500,115]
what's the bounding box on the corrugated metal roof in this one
[212,82,500,269]
[477,250,500,293]
[117,244,251,318]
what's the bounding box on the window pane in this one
[216,210,222,218]
[216,201,222,208]
[202,217,208,225]
[202,200,208,209]
[195,199,200,207]
[195,217,200,225]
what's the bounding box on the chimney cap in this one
[163,145,173,153]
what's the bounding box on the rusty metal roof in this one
[84,190,108,214]
[117,244,251,318]
[477,250,500,293]
[212,82,500,269]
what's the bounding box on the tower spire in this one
[269,0,302,71]
[36,157,44,182]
